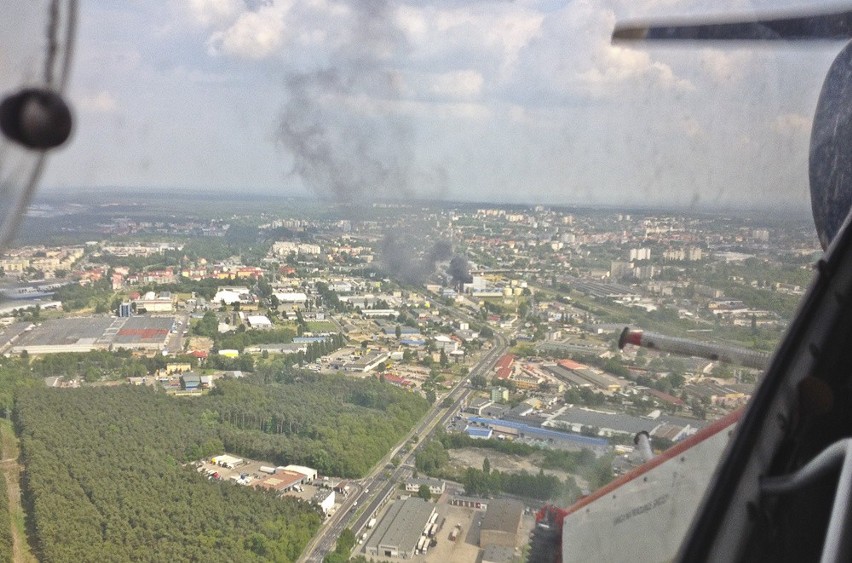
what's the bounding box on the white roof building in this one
[211,454,243,468]
[246,315,273,329]
[281,464,318,482]
[214,287,250,305]
[434,334,458,352]
[312,489,335,514]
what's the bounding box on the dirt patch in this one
[447,447,589,489]
[187,336,213,352]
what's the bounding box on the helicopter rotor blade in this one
[613,9,852,42]
[613,8,852,249]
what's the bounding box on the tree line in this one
[459,465,575,501]
[14,385,322,562]
[0,351,206,416]
[414,438,569,500]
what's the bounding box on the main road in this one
[298,331,508,563]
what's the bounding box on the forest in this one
[14,372,428,561]
[0,351,206,411]
[207,371,429,477]
[15,386,319,561]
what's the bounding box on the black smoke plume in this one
[275,0,449,278]
[449,255,473,289]
[276,0,451,205]
[380,235,452,284]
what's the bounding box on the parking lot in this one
[197,457,278,485]
[422,503,483,563]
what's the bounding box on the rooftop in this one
[482,544,516,563]
[9,315,175,353]
[312,489,334,502]
[254,471,304,492]
[366,498,434,553]
[113,316,173,345]
[468,416,609,447]
[466,426,493,438]
[469,397,492,408]
[548,406,702,437]
[481,499,523,534]
[495,354,515,370]
[15,317,114,348]
[406,477,444,487]
[557,359,586,370]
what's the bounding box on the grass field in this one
[306,320,337,332]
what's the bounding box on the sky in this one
[25,0,849,210]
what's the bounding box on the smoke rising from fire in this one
[449,255,473,289]
[380,236,452,284]
[276,0,448,204]
[274,0,454,283]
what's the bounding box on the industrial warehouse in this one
[480,499,524,548]
[364,498,437,559]
[4,315,177,355]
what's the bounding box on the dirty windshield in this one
[0,1,834,562]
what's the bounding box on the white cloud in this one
[207,6,287,59]
[773,113,811,136]
[185,0,243,27]
[395,4,543,79]
[679,116,703,138]
[317,90,492,122]
[77,91,119,113]
[576,45,694,96]
[427,70,484,100]
[698,48,753,84]
[507,1,693,101]
[397,99,491,121]
[48,0,822,210]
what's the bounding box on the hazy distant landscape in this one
[0,189,820,562]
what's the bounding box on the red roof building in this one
[644,388,685,406]
[495,354,515,370]
[495,354,515,380]
[379,373,414,387]
[253,470,305,493]
[558,359,586,371]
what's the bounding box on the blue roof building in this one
[293,336,330,344]
[181,373,201,390]
[466,426,493,440]
[467,416,609,448]
[383,326,421,336]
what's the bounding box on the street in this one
[298,331,508,563]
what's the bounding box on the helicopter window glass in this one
[2,1,841,562]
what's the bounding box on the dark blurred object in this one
[0,88,72,149]
[613,9,852,42]
[0,0,76,249]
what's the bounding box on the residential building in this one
[405,478,445,495]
